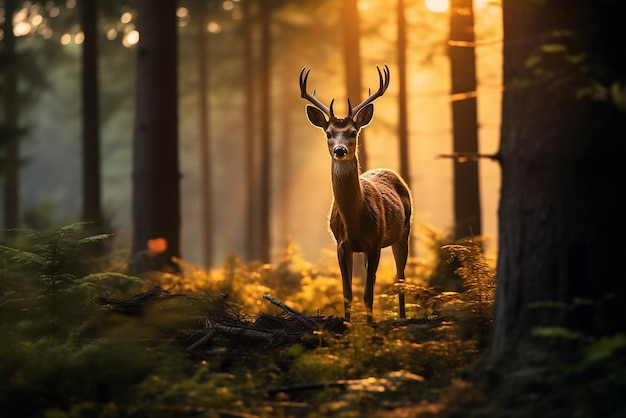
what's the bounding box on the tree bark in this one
[243,0,257,262]
[491,0,626,354]
[3,0,19,232]
[81,0,102,231]
[197,8,213,269]
[396,0,413,256]
[258,2,272,263]
[130,0,180,274]
[341,0,366,171]
[449,0,481,240]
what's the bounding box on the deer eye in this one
[350,131,357,138]
[326,132,331,139]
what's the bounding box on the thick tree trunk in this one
[130,1,180,274]
[449,0,481,240]
[491,0,626,354]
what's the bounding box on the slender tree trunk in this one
[396,0,413,256]
[81,0,102,231]
[341,0,366,171]
[130,0,180,274]
[3,0,19,232]
[258,2,272,263]
[197,9,213,269]
[278,55,293,249]
[243,0,257,261]
[449,0,481,240]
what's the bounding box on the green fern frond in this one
[77,233,114,245]
[5,248,47,267]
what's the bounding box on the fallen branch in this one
[263,295,318,327]
[186,328,219,352]
[97,286,173,314]
[210,322,295,345]
[437,152,499,162]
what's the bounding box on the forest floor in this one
[97,286,488,418]
[1,226,624,417]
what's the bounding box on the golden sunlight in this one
[425,0,448,13]
[207,21,222,34]
[426,0,493,13]
[120,12,132,24]
[123,30,139,48]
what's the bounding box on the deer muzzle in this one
[333,145,348,159]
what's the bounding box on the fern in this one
[442,238,496,346]
[0,223,113,331]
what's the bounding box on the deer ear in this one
[306,105,328,128]
[353,103,374,128]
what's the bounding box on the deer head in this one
[299,65,390,162]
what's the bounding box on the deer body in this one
[300,65,412,322]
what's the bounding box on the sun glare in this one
[425,0,448,13]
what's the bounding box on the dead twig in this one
[438,152,499,162]
[263,295,318,327]
[186,328,219,352]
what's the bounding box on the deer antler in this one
[299,67,335,118]
[348,64,390,118]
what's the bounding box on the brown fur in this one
[305,104,412,322]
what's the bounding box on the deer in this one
[299,64,413,323]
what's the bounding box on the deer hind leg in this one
[364,249,381,323]
[392,235,410,319]
[337,243,354,321]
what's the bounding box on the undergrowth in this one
[0,224,497,418]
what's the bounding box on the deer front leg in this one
[337,242,354,321]
[392,239,409,319]
[364,249,381,323]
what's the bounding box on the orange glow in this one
[425,0,448,13]
[207,21,222,34]
[426,0,494,12]
[147,238,168,257]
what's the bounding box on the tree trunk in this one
[449,0,481,240]
[341,0,366,171]
[243,0,257,262]
[491,0,626,354]
[197,9,213,269]
[278,54,294,249]
[130,0,180,274]
[396,0,413,256]
[3,0,19,232]
[258,2,272,263]
[81,0,102,231]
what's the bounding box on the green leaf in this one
[77,233,114,245]
[10,250,46,267]
[524,54,541,69]
[610,82,626,110]
[540,43,567,53]
[585,334,626,363]
[531,326,582,340]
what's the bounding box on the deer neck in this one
[331,158,365,222]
